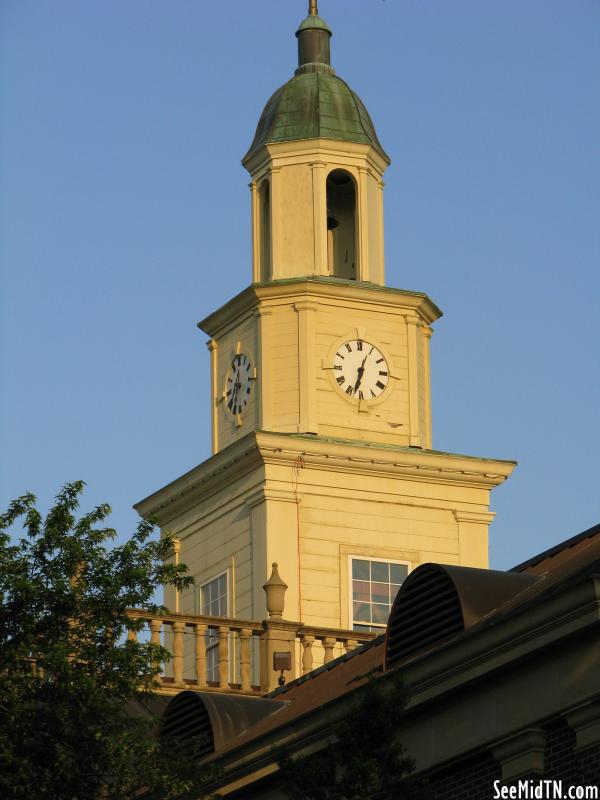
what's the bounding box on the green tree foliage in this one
[275,671,421,800]
[0,482,219,800]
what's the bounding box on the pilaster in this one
[422,324,433,449]
[564,700,600,752]
[294,301,319,434]
[246,488,300,623]
[249,181,259,283]
[269,167,282,278]
[491,728,547,781]
[358,166,370,281]
[453,509,495,569]
[310,162,328,275]
[207,338,218,454]
[405,315,421,447]
[255,306,273,430]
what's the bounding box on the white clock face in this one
[225,353,254,416]
[332,340,389,401]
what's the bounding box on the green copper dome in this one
[243,7,388,164]
[244,72,388,162]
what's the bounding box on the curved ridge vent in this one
[385,564,463,669]
[160,692,214,757]
[384,563,541,670]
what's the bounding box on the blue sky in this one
[1,0,599,570]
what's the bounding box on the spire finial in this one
[309,0,318,15]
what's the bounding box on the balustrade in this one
[126,609,377,696]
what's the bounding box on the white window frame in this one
[197,570,231,683]
[197,569,231,618]
[347,555,410,633]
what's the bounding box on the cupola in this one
[243,1,390,286]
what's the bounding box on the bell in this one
[327,207,339,230]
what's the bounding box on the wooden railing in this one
[126,609,377,696]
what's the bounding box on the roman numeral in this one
[345,343,352,353]
[336,376,345,385]
[376,358,384,364]
[376,380,385,390]
[358,390,364,400]
[379,371,388,377]
[369,347,374,355]
[371,390,376,398]
[333,365,342,370]
[336,352,344,360]
[357,340,363,351]
[345,385,354,396]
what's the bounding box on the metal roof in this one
[244,72,388,163]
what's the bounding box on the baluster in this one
[194,623,207,688]
[218,626,229,688]
[150,619,162,646]
[127,627,138,643]
[172,621,185,686]
[344,638,358,654]
[239,628,252,691]
[323,636,336,664]
[301,634,315,675]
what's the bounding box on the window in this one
[199,572,229,682]
[350,557,408,632]
[326,169,357,280]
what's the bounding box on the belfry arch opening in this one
[258,179,271,281]
[326,169,357,280]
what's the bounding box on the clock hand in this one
[353,355,368,393]
[231,371,241,408]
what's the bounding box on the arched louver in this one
[384,563,540,670]
[160,691,288,757]
[385,565,463,668]
[160,691,214,757]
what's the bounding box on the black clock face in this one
[332,340,389,400]
[225,353,253,415]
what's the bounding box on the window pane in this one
[352,560,369,580]
[371,582,390,605]
[371,561,389,582]
[352,580,370,603]
[390,563,408,584]
[390,584,401,603]
[353,602,371,622]
[372,603,390,624]
[201,574,228,617]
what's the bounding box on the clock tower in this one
[135,3,515,638]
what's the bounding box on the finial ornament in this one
[309,0,318,15]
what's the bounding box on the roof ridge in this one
[510,520,600,572]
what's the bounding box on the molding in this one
[198,278,443,339]
[245,488,298,509]
[453,510,496,525]
[242,137,390,178]
[491,728,546,780]
[134,430,516,523]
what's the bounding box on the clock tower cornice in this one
[198,277,443,339]
[135,429,516,528]
[243,138,390,181]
